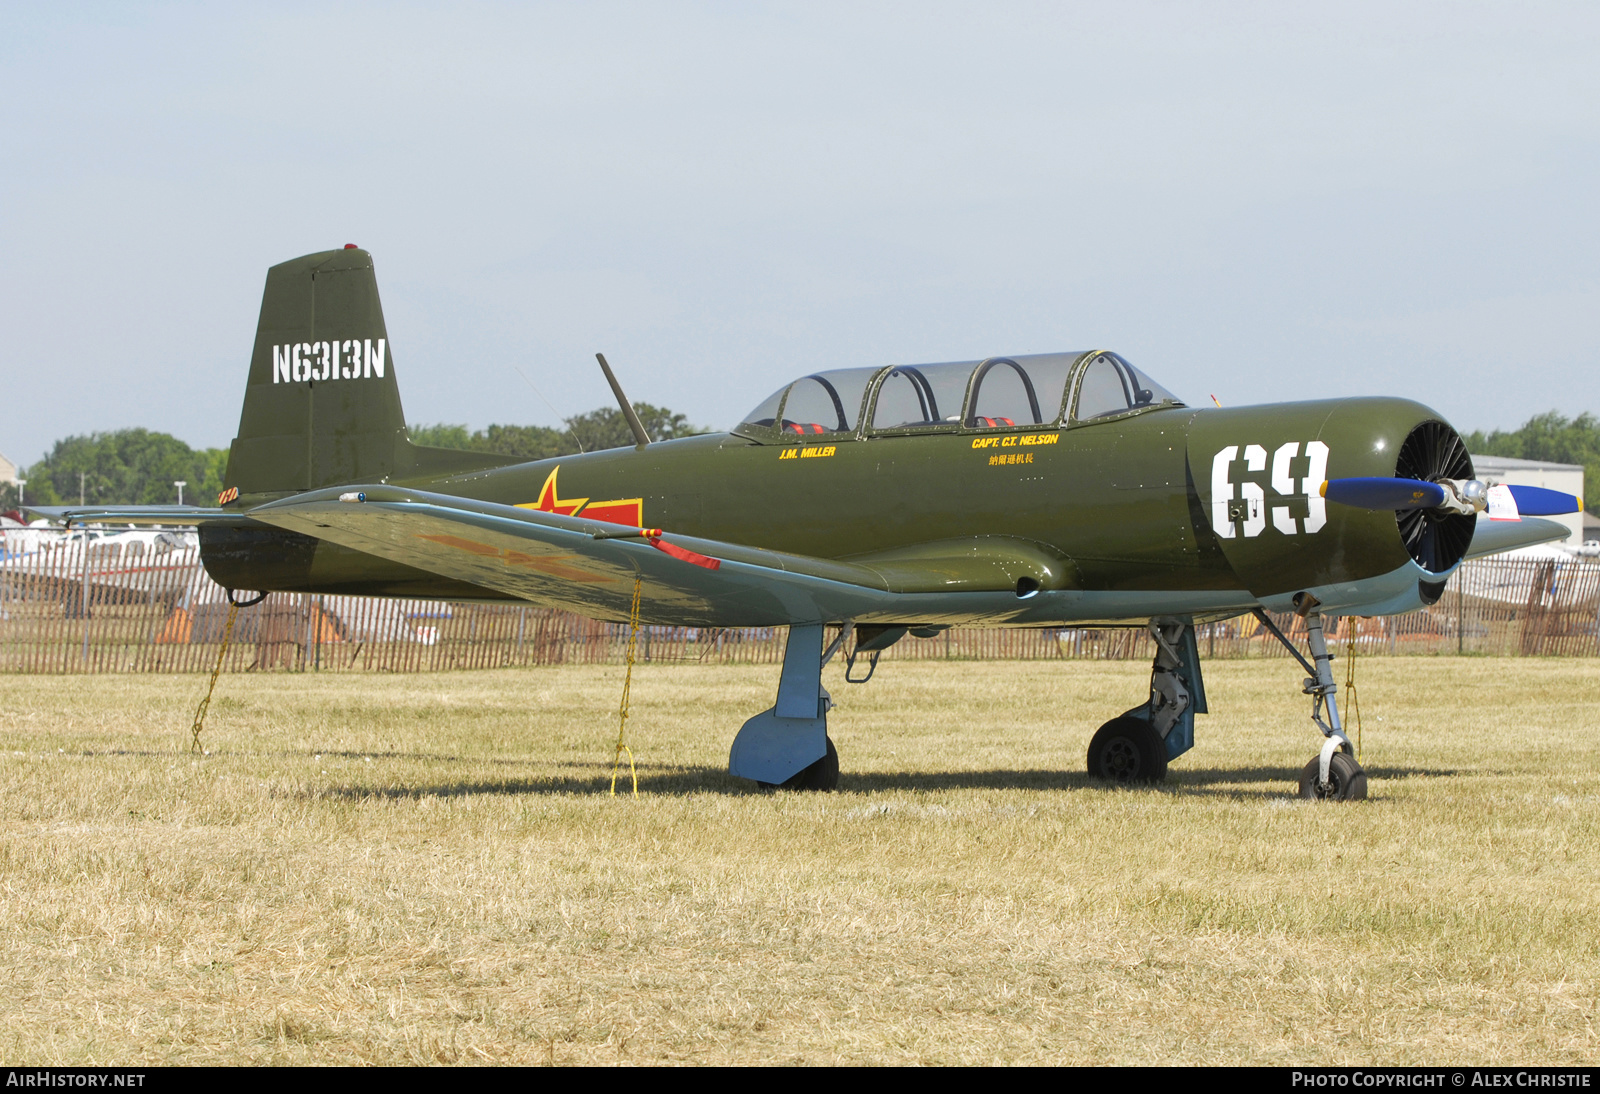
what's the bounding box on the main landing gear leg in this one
[728,623,843,791]
[1087,621,1207,785]
[1254,598,1368,801]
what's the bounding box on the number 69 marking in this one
[1210,442,1328,539]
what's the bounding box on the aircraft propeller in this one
[1320,477,1582,517]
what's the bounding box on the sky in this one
[3,2,1598,465]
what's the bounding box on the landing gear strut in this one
[1254,597,1368,801]
[728,623,842,791]
[1087,621,1207,785]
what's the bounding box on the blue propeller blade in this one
[1321,477,1446,511]
[1505,484,1583,516]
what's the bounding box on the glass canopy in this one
[736,351,1182,438]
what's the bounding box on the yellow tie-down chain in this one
[1344,617,1364,759]
[189,590,267,754]
[610,575,643,797]
[190,601,240,754]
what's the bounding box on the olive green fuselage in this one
[202,395,1446,621]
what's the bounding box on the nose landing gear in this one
[1254,597,1367,801]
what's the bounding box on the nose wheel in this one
[1298,750,1367,801]
[1254,600,1368,802]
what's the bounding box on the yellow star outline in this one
[517,466,588,517]
[516,465,644,527]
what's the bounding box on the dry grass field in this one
[1,656,1597,1065]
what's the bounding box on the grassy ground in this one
[0,657,1597,1065]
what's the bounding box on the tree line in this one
[408,403,707,462]
[1462,412,1599,514]
[3,404,707,510]
[5,408,1592,513]
[5,430,229,510]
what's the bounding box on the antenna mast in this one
[595,353,652,448]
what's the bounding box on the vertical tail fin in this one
[224,247,511,498]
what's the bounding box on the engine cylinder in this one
[1393,420,1475,573]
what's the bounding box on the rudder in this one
[224,247,511,497]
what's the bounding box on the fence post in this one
[79,534,90,668]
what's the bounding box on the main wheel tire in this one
[1298,751,1368,801]
[1087,717,1168,785]
[760,737,840,792]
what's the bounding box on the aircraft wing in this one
[244,484,926,627]
[1464,516,1571,560]
[31,485,1246,626]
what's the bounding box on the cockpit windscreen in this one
[1072,353,1185,421]
[738,368,877,435]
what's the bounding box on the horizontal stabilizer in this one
[25,505,237,526]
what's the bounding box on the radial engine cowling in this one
[1186,397,1474,606]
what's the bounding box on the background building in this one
[1470,454,1587,544]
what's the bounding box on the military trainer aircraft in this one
[34,246,1582,798]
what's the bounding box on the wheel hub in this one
[1103,736,1141,781]
[1298,751,1367,801]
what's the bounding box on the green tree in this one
[20,430,228,507]
[408,422,575,460]
[1463,411,1599,514]
[563,403,708,451]
[410,403,709,460]
[11,404,710,513]
[472,424,571,461]
[406,423,475,451]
